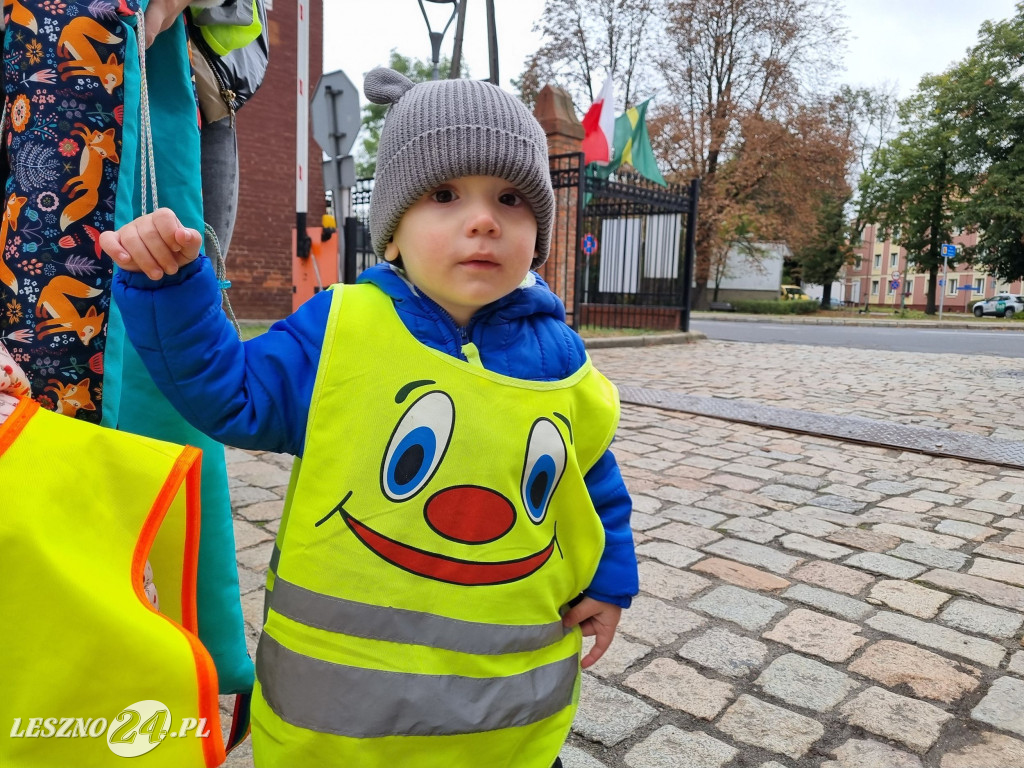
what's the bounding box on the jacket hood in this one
[357,262,566,325]
[357,262,585,381]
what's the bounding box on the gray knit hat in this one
[365,67,554,268]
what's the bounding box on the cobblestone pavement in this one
[221,339,1024,767]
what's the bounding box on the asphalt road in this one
[689,319,1024,358]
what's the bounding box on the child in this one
[102,67,638,768]
[0,342,30,423]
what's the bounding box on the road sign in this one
[890,271,900,280]
[890,280,900,291]
[311,69,361,160]
[957,285,978,291]
[940,243,957,259]
[938,279,945,287]
[322,155,355,192]
[581,233,598,255]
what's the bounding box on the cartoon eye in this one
[521,418,567,523]
[382,391,455,501]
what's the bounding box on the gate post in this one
[535,86,584,328]
[342,216,359,284]
[680,178,701,332]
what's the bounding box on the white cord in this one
[135,13,237,337]
[205,223,241,338]
[136,10,158,213]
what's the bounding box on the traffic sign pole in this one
[311,70,361,283]
[900,255,910,313]
[938,243,955,320]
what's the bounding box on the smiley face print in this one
[316,380,574,587]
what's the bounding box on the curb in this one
[692,313,1024,331]
[583,332,707,348]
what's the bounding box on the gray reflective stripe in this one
[269,576,568,655]
[268,544,281,574]
[256,632,577,738]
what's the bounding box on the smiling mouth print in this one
[321,487,558,586]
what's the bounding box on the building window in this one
[947,277,958,295]
[871,279,879,295]
[904,279,913,296]
[890,253,898,269]
[854,256,862,269]
[974,277,984,294]
[873,254,882,269]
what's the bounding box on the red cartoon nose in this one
[424,486,516,544]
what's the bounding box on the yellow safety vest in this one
[197,0,262,56]
[0,399,225,768]
[252,284,620,768]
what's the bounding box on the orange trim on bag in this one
[131,445,225,767]
[0,397,38,457]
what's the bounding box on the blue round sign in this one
[581,233,598,255]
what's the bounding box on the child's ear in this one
[384,241,400,263]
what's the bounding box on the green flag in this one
[612,99,666,186]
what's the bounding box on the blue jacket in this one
[113,259,638,606]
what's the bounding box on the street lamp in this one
[418,0,459,80]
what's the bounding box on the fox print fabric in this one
[0,0,139,423]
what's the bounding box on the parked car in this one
[972,293,1024,318]
[780,284,811,301]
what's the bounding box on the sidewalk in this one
[693,310,1024,331]
[221,336,1024,767]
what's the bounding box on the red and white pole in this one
[295,0,311,259]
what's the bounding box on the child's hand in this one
[99,208,202,281]
[562,597,623,669]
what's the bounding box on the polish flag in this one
[581,77,615,165]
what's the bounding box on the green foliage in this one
[355,50,468,179]
[796,192,856,292]
[857,76,968,313]
[858,6,1024,305]
[936,13,1024,281]
[729,300,819,315]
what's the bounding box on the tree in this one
[857,78,968,314]
[837,84,900,181]
[355,50,467,178]
[796,191,855,308]
[515,0,659,110]
[650,0,846,307]
[937,9,1024,282]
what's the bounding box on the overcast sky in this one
[322,0,1020,105]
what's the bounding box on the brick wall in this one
[534,85,583,325]
[230,0,325,320]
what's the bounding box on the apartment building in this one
[844,225,1023,311]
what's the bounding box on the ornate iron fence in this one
[549,152,699,332]
[342,155,700,333]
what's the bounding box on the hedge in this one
[729,300,820,315]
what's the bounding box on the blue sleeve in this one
[112,256,331,456]
[582,449,638,607]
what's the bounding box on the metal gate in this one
[343,155,699,333]
[342,177,378,283]
[549,152,699,332]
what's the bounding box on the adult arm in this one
[145,0,225,47]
